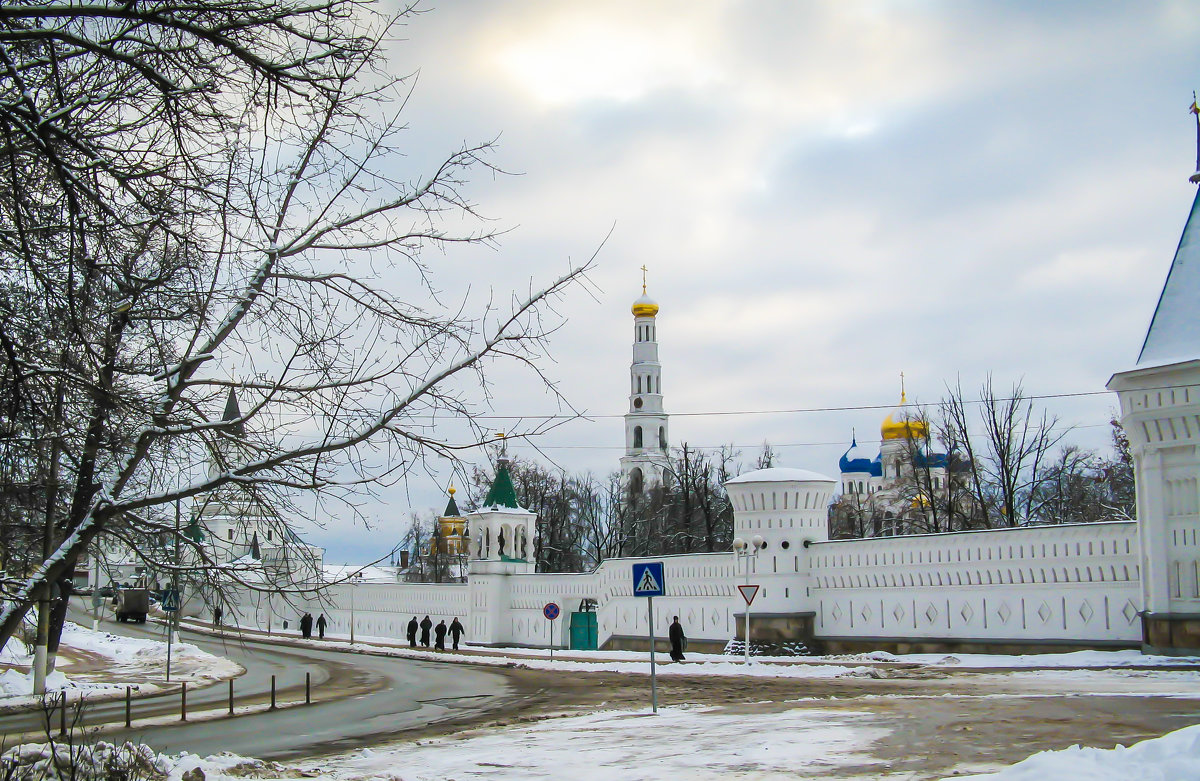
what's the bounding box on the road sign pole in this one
[549,616,554,661]
[648,595,657,714]
[744,597,751,666]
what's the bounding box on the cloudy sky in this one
[304,0,1200,564]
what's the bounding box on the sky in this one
[302,0,1200,564]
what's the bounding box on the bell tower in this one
[620,268,671,493]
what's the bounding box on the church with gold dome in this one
[836,389,965,536]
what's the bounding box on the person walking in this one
[669,616,686,662]
[315,613,327,639]
[434,619,447,651]
[406,616,418,647]
[213,605,222,627]
[300,613,313,639]
[419,615,432,647]
[448,617,465,650]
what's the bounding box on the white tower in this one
[620,270,670,493]
[1108,105,1200,653]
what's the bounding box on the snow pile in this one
[952,723,1200,780]
[1,638,31,665]
[0,670,78,698]
[2,741,170,781]
[59,623,243,684]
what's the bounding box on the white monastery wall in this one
[809,521,1142,645]
[220,521,1143,650]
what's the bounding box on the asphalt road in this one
[0,611,517,760]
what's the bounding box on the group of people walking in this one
[407,615,465,651]
[283,611,684,659]
[299,612,327,639]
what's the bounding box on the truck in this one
[111,587,150,623]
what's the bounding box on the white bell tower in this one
[620,268,671,493]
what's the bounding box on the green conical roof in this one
[444,492,460,517]
[483,459,520,509]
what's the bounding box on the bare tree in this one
[0,2,591,652]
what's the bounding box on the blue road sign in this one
[632,562,666,597]
[543,602,560,621]
[161,588,180,612]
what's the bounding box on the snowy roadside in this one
[179,617,1200,677]
[5,706,1199,781]
[0,622,243,706]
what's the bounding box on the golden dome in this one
[631,292,659,318]
[881,392,928,441]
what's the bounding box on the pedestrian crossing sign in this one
[632,562,666,597]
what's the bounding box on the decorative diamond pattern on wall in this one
[831,604,843,622]
[893,604,906,623]
[960,603,974,623]
[1078,600,1094,623]
[924,604,939,624]
[1037,602,1053,624]
[860,604,873,623]
[997,602,1012,624]
[1122,600,1139,624]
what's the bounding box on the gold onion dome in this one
[880,392,928,441]
[631,292,659,317]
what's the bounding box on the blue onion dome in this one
[913,448,948,470]
[869,453,883,477]
[840,436,873,474]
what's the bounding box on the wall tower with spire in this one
[620,269,671,493]
[1108,101,1200,653]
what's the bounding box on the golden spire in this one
[631,268,660,317]
[448,482,456,496]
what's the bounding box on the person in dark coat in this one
[669,616,686,662]
[316,613,327,639]
[419,615,433,647]
[448,617,465,650]
[434,619,447,651]
[406,616,418,647]
[213,605,222,627]
[300,613,313,638]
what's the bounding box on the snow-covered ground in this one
[0,622,242,702]
[5,708,1198,781]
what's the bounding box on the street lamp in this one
[732,535,764,665]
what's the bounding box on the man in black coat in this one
[448,617,465,650]
[315,613,327,639]
[669,616,686,662]
[406,617,418,647]
[419,615,432,647]
[434,619,447,650]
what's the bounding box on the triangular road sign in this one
[738,584,760,606]
[637,567,661,594]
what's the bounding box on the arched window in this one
[658,426,667,450]
[637,376,642,393]
[633,426,643,448]
[630,467,644,494]
[655,376,660,393]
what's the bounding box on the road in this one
[0,611,518,760]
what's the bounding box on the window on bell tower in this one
[634,426,643,448]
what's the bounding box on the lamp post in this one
[732,535,764,665]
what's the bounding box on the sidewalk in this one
[171,616,1200,675]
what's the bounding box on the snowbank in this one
[950,723,1200,780]
[0,623,242,702]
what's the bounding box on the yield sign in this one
[737,584,760,606]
